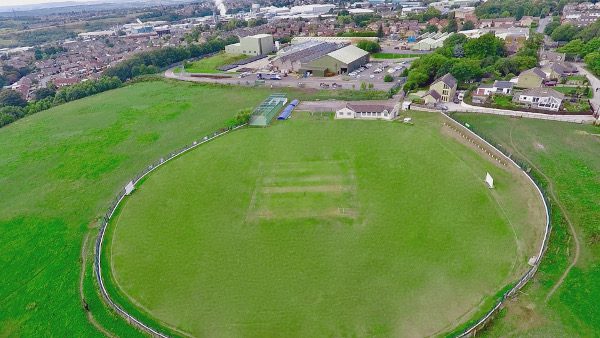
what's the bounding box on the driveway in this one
[537,17,551,34]
[575,63,600,116]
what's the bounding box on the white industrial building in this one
[225,34,275,56]
[291,36,379,45]
[411,32,453,51]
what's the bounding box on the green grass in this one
[562,100,592,113]
[182,52,248,73]
[0,80,332,337]
[372,53,417,59]
[105,112,545,337]
[553,86,593,98]
[491,95,519,109]
[451,114,600,336]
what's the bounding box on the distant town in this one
[0,0,599,120]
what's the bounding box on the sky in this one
[3,0,80,5]
[2,0,93,6]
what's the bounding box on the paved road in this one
[537,17,551,34]
[445,101,596,124]
[575,63,600,116]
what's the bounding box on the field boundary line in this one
[93,123,247,338]
[440,113,551,337]
[507,126,580,302]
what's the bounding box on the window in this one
[533,97,539,103]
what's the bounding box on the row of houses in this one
[562,2,600,27]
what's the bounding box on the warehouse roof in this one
[327,45,369,64]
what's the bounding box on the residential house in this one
[517,87,565,111]
[453,7,477,23]
[542,62,578,80]
[539,50,566,66]
[504,34,528,54]
[335,102,399,120]
[562,2,600,26]
[475,80,514,96]
[517,16,538,27]
[425,73,457,103]
[422,90,442,104]
[517,67,546,88]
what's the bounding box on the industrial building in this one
[225,34,275,56]
[271,41,370,77]
[291,36,379,45]
[411,32,453,51]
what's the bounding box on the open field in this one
[452,113,600,336]
[0,80,337,337]
[182,52,248,73]
[105,112,545,337]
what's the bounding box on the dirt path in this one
[508,125,580,302]
[79,231,116,338]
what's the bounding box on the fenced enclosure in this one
[249,93,287,126]
[94,124,247,338]
[441,113,551,337]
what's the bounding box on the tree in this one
[584,52,600,77]
[444,18,458,33]
[450,59,483,83]
[425,24,438,33]
[463,33,506,59]
[356,40,381,53]
[34,87,56,101]
[461,21,475,31]
[0,90,27,108]
[544,20,561,36]
[453,44,465,58]
[550,23,579,42]
[377,24,384,38]
[515,6,525,20]
[384,74,394,82]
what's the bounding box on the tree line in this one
[104,36,238,82]
[475,0,567,19]
[0,76,122,128]
[403,33,543,91]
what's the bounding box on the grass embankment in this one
[106,112,544,337]
[182,52,248,73]
[452,114,600,336]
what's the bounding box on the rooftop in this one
[521,87,565,99]
[327,45,369,64]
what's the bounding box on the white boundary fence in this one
[93,113,551,337]
[94,124,246,338]
[441,113,551,337]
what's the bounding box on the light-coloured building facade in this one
[335,103,399,120]
[517,88,564,111]
[225,34,275,56]
[429,74,457,103]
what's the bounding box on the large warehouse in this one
[271,41,369,76]
[225,34,275,56]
